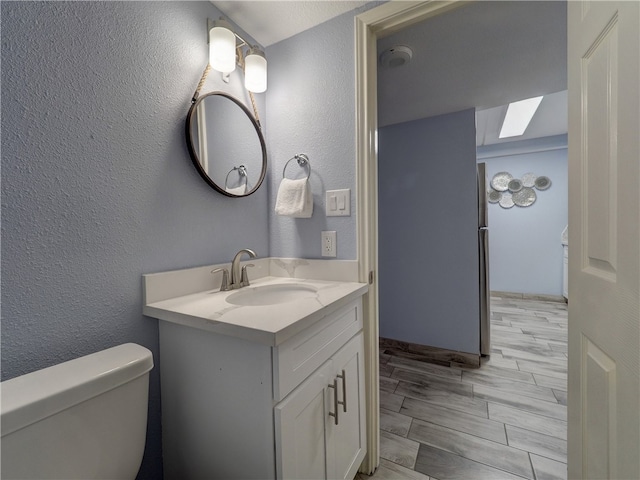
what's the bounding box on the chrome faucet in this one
[211,249,257,291]
[230,248,257,289]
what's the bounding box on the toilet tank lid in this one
[1,343,153,437]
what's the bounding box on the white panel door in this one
[567,2,640,479]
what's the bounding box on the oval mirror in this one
[186,92,267,197]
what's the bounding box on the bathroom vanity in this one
[143,261,368,479]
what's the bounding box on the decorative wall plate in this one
[499,192,514,209]
[508,178,523,193]
[535,176,551,190]
[489,171,551,209]
[491,172,513,192]
[521,172,537,187]
[513,187,537,207]
[487,190,502,203]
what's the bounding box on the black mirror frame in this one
[186,91,267,197]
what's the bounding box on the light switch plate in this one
[325,189,351,216]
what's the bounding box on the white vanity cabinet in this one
[157,296,366,480]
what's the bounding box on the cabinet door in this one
[327,333,367,480]
[275,361,333,480]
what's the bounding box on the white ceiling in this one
[211,1,568,145]
[212,1,369,47]
[377,1,568,143]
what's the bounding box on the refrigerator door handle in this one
[477,163,488,228]
[479,227,490,355]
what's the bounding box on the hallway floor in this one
[358,295,568,480]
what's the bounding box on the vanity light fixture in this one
[499,95,544,139]
[209,19,237,73]
[244,47,267,93]
[207,18,268,93]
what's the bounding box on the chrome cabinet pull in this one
[337,369,347,413]
[328,379,339,425]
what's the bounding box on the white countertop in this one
[144,276,368,346]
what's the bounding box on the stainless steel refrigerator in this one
[478,163,491,356]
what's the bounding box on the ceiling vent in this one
[379,46,413,69]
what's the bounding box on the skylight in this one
[499,96,544,139]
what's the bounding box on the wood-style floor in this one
[358,295,568,480]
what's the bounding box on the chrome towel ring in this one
[225,165,248,190]
[282,154,311,180]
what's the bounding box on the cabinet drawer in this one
[273,299,363,401]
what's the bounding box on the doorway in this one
[357,1,640,477]
[355,0,568,474]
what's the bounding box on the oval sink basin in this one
[226,283,318,306]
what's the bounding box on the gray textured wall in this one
[265,6,374,260]
[378,109,480,354]
[1,2,268,478]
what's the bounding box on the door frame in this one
[354,1,468,472]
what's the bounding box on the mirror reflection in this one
[186,92,266,197]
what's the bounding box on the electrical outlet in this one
[321,231,337,257]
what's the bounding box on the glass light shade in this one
[244,48,267,93]
[209,24,236,73]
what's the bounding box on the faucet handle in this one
[240,264,255,287]
[211,268,230,291]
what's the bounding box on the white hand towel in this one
[275,178,313,218]
[226,185,247,195]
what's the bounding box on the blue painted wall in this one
[378,110,480,354]
[477,135,568,296]
[265,4,380,260]
[1,3,267,478]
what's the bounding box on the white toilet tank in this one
[1,343,154,480]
